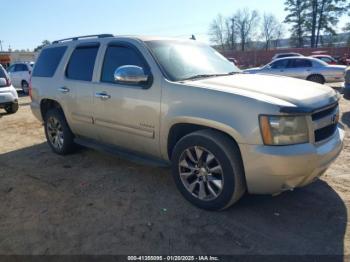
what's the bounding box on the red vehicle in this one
[310,55,338,65]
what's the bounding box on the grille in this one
[312,103,339,143]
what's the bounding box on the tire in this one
[307,75,325,84]
[44,108,76,155]
[21,81,29,95]
[4,102,19,114]
[171,129,246,211]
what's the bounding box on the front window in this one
[145,40,240,81]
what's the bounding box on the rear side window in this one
[66,45,99,81]
[101,46,147,83]
[15,64,28,72]
[33,46,67,77]
[289,59,312,68]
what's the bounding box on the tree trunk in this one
[310,0,318,48]
[315,0,326,48]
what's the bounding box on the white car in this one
[244,57,346,84]
[271,52,303,60]
[7,62,34,94]
[0,64,19,114]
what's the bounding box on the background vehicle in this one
[344,67,350,99]
[31,35,343,210]
[310,55,338,65]
[271,52,303,60]
[0,65,19,114]
[7,62,33,94]
[244,57,346,84]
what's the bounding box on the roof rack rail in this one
[52,34,114,44]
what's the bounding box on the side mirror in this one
[0,78,8,87]
[114,65,149,84]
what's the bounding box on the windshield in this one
[145,40,240,81]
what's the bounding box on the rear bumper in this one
[0,87,18,105]
[240,127,344,194]
[30,101,42,122]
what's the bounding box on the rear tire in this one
[4,102,19,114]
[307,75,325,84]
[171,129,246,211]
[21,80,29,95]
[44,108,76,155]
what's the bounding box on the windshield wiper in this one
[181,72,239,81]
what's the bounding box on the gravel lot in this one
[0,91,349,256]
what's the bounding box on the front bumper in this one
[240,127,344,194]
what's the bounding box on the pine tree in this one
[284,0,308,47]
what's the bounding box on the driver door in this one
[92,42,162,157]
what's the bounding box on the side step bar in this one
[74,137,170,168]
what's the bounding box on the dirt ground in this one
[0,91,349,256]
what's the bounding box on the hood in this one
[186,73,337,110]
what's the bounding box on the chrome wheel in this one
[47,116,64,150]
[178,146,224,201]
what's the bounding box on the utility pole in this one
[0,40,3,52]
[231,18,235,50]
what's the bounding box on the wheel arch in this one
[306,74,325,83]
[40,98,64,119]
[166,119,243,161]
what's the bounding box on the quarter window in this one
[101,45,147,83]
[66,45,99,81]
[33,46,67,77]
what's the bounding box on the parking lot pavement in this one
[0,95,349,256]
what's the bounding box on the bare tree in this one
[209,14,226,50]
[234,9,260,51]
[261,14,283,50]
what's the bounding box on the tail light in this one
[5,76,11,87]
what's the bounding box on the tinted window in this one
[33,46,67,77]
[101,46,147,83]
[15,64,28,72]
[320,57,332,63]
[270,59,288,69]
[66,45,99,81]
[289,59,312,68]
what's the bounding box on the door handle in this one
[95,92,111,100]
[58,87,70,93]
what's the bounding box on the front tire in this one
[171,129,246,211]
[4,102,19,114]
[44,108,76,155]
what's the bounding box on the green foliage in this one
[34,40,51,52]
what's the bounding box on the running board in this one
[74,137,170,168]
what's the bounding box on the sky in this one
[1,0,349,51]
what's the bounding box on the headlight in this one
[259,115,309,145]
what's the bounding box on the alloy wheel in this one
[47,116,64,150]
[178,146,224,201]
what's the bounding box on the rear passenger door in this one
[286,58,313,79]
[92,41,162,157]
[61,43,100,139]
